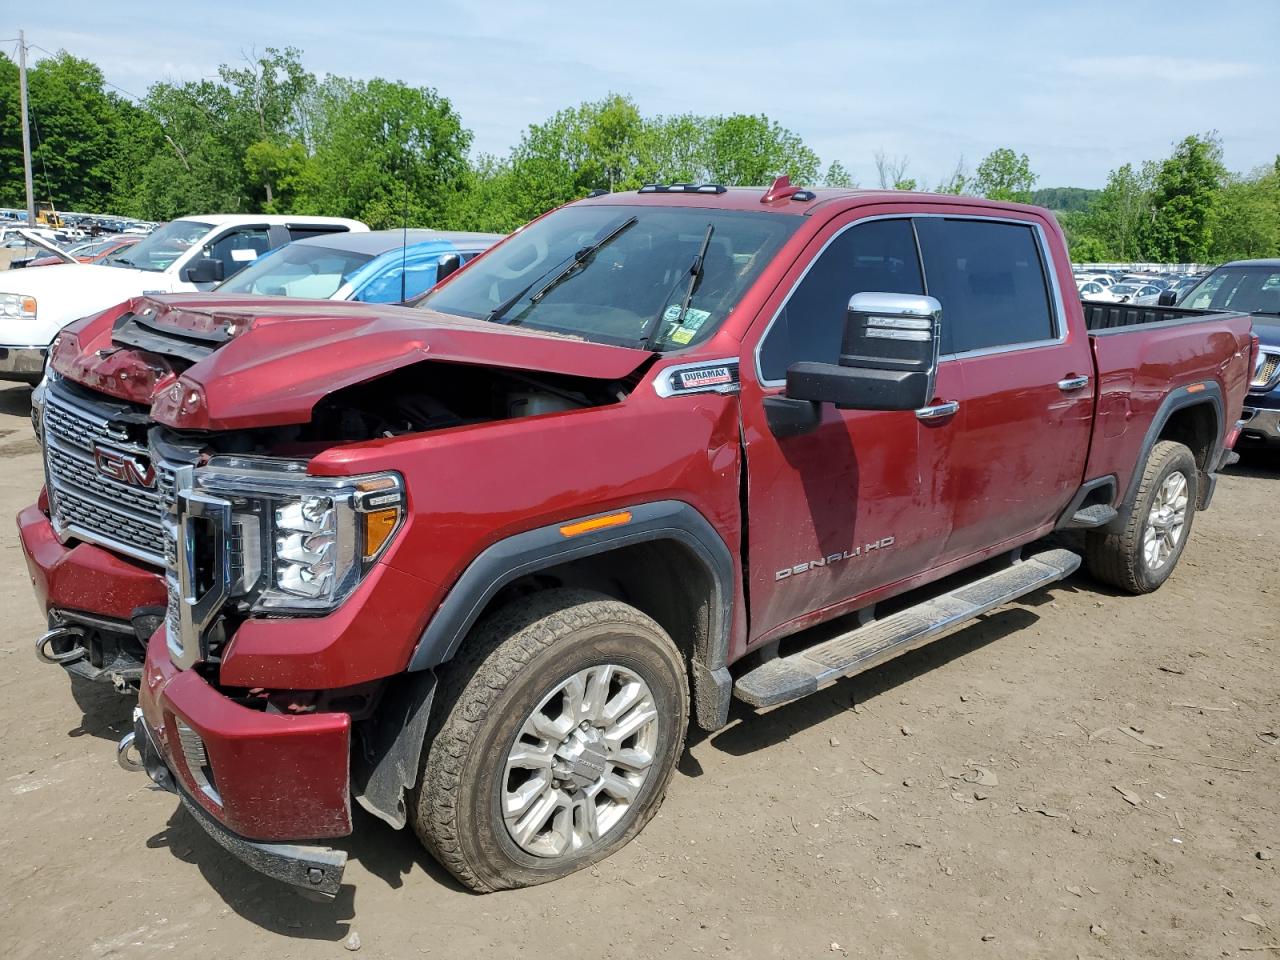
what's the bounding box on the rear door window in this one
[915,219,1056,355]
[758,218,925,382]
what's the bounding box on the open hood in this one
[59,295,653,431]
[16,229,78,263]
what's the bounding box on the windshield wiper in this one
[639,223,714,350]
[525,215,638,307]
[108,256,135,267]
[484,215,639,326]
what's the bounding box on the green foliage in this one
[295,77,471,228]
[1144,134,1226,263]
[973,148,1037,203]
[1030,186,1099,213]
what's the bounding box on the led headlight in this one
[0,293,37,319]
[190,458,405,614]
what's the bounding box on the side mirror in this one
[1157,289,1177,307]
[785,292,942,412]
[181,257,224,285]
[435,252,462,284]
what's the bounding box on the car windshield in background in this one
[104,219,211,272]
[1182,266,1280,316]
[418,205,799,350]
[1110,284,1138,296]
[217,244,374,298]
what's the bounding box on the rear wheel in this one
[1086,440,1197,594]
[412,589,689,891]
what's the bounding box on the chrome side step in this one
[733,548,1081,709]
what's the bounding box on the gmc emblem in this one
[93,445,156,489]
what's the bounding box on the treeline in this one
[1,47,1277,263]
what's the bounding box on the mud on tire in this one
[1085,440,1198,595]
[411,589,689,892]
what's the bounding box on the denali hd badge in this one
[775,537,896,580]
[93,445,156,489]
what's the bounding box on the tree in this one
[822,160,856,188]
[874,149,915,190]
[701,114,820,186]
[1209,164,1280,261]
[973,148,1037,203]
[217,47,315,208]
[1145,133,1226,263]
[934,156,970,195]
[0,51,137,211]
[1077,161,1156,261]
[298,77,471,228]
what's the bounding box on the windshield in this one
[1183,266,1280,315]
[217,243,374,299]
[104,219,211,272]
[1111,284,1137,295]
[418,205,799,349]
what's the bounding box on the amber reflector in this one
[363,508,399,558]
[559,511,633,538]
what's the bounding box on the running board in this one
[733,548,1081,709]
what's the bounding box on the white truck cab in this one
[0,214,367,383]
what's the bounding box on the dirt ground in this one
[0,378,1276,960]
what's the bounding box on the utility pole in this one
[18,30,36,225]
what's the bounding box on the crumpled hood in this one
[63,294,652,430]
[1251,315,1280,348]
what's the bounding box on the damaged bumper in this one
[122,633,353,896]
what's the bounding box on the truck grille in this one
[1253,351,1280,390]
[42,383,165,567]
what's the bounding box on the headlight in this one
[192,458,405,613]
[0,293,36,319]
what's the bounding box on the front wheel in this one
[412,589,689,892]
[1086,439,1198,594]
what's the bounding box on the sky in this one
[10,0,1279,189]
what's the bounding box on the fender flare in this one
[406,499,736,729]
[1108,381,1223,530]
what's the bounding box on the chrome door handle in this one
[1057,375,1090,391]
[915,400,960,420]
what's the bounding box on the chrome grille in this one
[1253,351,1280,390]
[42,383,165,566]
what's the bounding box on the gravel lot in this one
[0,379,1276,960]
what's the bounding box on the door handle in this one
[915,400,960,420]
[1057,375,1090,391]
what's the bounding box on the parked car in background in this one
[1077,280,1119,301]
[1078,273,1115,287]
[215,229,502,304]
[1174,259,1280,448]
[0,215,367,383]
[17,184,1253,896]
[15,235,139,269]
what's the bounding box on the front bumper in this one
[18,501,166,684]
[0,345,47,383]
[133,632,352,891]
[1239,405,1280,444]
[122,709,348,897]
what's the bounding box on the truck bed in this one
[1081,301,1254,510]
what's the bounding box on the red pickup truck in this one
[19,182,1255,897]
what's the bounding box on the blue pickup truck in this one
[1177,259,1280,448]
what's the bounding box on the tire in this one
[1085,440,1198,594]
[412,589,689,892]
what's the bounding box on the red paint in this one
[139,632,351,840]
[17,504,166,619]
[28,188,1255,851]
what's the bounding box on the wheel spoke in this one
[507,743,555,770]
[529,709,574,743]
[560,671,588,724]
[609,746,654,773]
[604,702,658,752]
[510,784,563,848]
[573,796,601,848]
[582,665,614,725]
[600,771,638,803]
[602,678,645,725]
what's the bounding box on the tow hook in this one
[34,626,87,665]
[116,731,143,772]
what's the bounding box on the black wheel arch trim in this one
[1107,381,1223,531]
[405,500,736,729]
